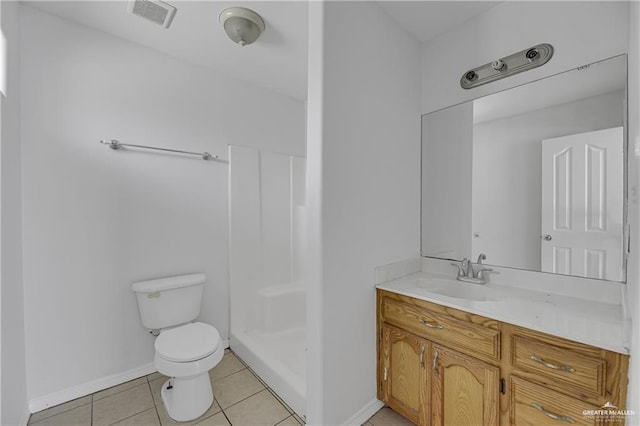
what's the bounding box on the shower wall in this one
[228,145,306,416]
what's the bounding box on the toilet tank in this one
[131,273,206,330]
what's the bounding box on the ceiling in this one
[377,1,499,44]
[28,0,310,100]
[27,1,500,101]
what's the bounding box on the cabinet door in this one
[431,344,500,426]
[380,324,429,425]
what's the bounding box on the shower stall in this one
[228,145,306,417]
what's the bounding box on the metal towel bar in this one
[99,139,222,161]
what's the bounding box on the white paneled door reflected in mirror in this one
[421,55,627,282]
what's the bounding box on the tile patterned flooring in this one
[26,348,409,426]
[363,407,415,426]
[27,350,305,426]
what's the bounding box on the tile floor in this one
[362,407,415,426]
[27,348,410,426]
[27,349,305,426]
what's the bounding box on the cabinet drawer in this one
[381,297,500,360]
[512,336,606,397]
[511,377,603,426]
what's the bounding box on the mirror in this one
[421,55,627,282]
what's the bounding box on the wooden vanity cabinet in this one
[379,324,430,424]
[430,344,500,426]
[376,289,630,426]
[378,290,501,426]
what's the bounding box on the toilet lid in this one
[155,322,220,363]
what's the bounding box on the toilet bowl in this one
[154,322,223,422]
[131,273,223,422]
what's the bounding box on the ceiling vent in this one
[128,0,177,29]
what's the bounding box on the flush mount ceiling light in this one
[219,7,265,47]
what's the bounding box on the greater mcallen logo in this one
[583,402,635,422]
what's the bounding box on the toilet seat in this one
[155,322,220,363]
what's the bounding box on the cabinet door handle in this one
[419,319,444,329]
[432,350,439,377]
[531,403,576,424]
[419,345,425,369]
[531,355,576,373]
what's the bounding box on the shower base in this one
[231,327,306,418]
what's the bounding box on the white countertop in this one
[376,270,630,355]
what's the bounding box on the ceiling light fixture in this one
[219,7,265,47]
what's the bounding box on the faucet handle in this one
[475,266,493,281]
[450,262,466,277]
[476,253,487,264]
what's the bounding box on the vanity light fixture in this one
[460,44,554,89]
[219,7,265,47]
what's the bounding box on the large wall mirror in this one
[421,55,627,282]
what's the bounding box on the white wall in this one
[20,5,304,405]
[472,91,624,270]
[422,1,629,114]
[304,3,325,423]
[306,2,421,424]
[1,1,29,424]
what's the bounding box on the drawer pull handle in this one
[419,319,444,329]
[531,355,576,373]
[433,350,439,377]
[531,403,576,424]
[419,345,425,369]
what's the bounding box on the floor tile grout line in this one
[219,387,270,412]
[275,415,299,426]
[32,375,155,425]
[265,386,294,414]
[228,350,248,368]
[32,350,299,426]
[147,380,163,426]
[212,366,251,384]
[97,380,156,426]
[28,397,93,425]
[209,366,248,384]
[92,377,149,402]
[242,364,269,389]
[220,407,233,426]
[295,413,306,425]
[182,399,221,426]
[224,351,296,419]
[105,406,157,426]
[148,374,170,385]
[154,406,162,426]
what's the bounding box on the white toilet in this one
[132,273,223,422]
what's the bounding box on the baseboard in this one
[28,363,156,414]
[344,398,384,425]
[29,339,230,414]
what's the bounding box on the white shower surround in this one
[228,145,307,417]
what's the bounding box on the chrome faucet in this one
[451,254,492,284]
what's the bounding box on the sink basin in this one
[415,278,459,289]
[428,286,493,302]
[414,278,497,302]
